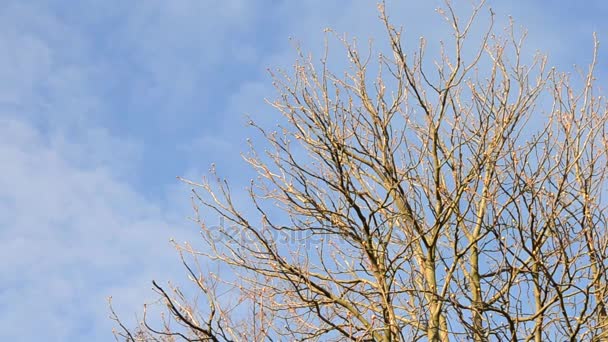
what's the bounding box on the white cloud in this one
[0,117,196,341]
[0,2,197,340]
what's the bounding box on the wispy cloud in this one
[0,117,197,341]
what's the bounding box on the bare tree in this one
[111,1,608,341]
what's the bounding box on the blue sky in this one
[1,1,606,341]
